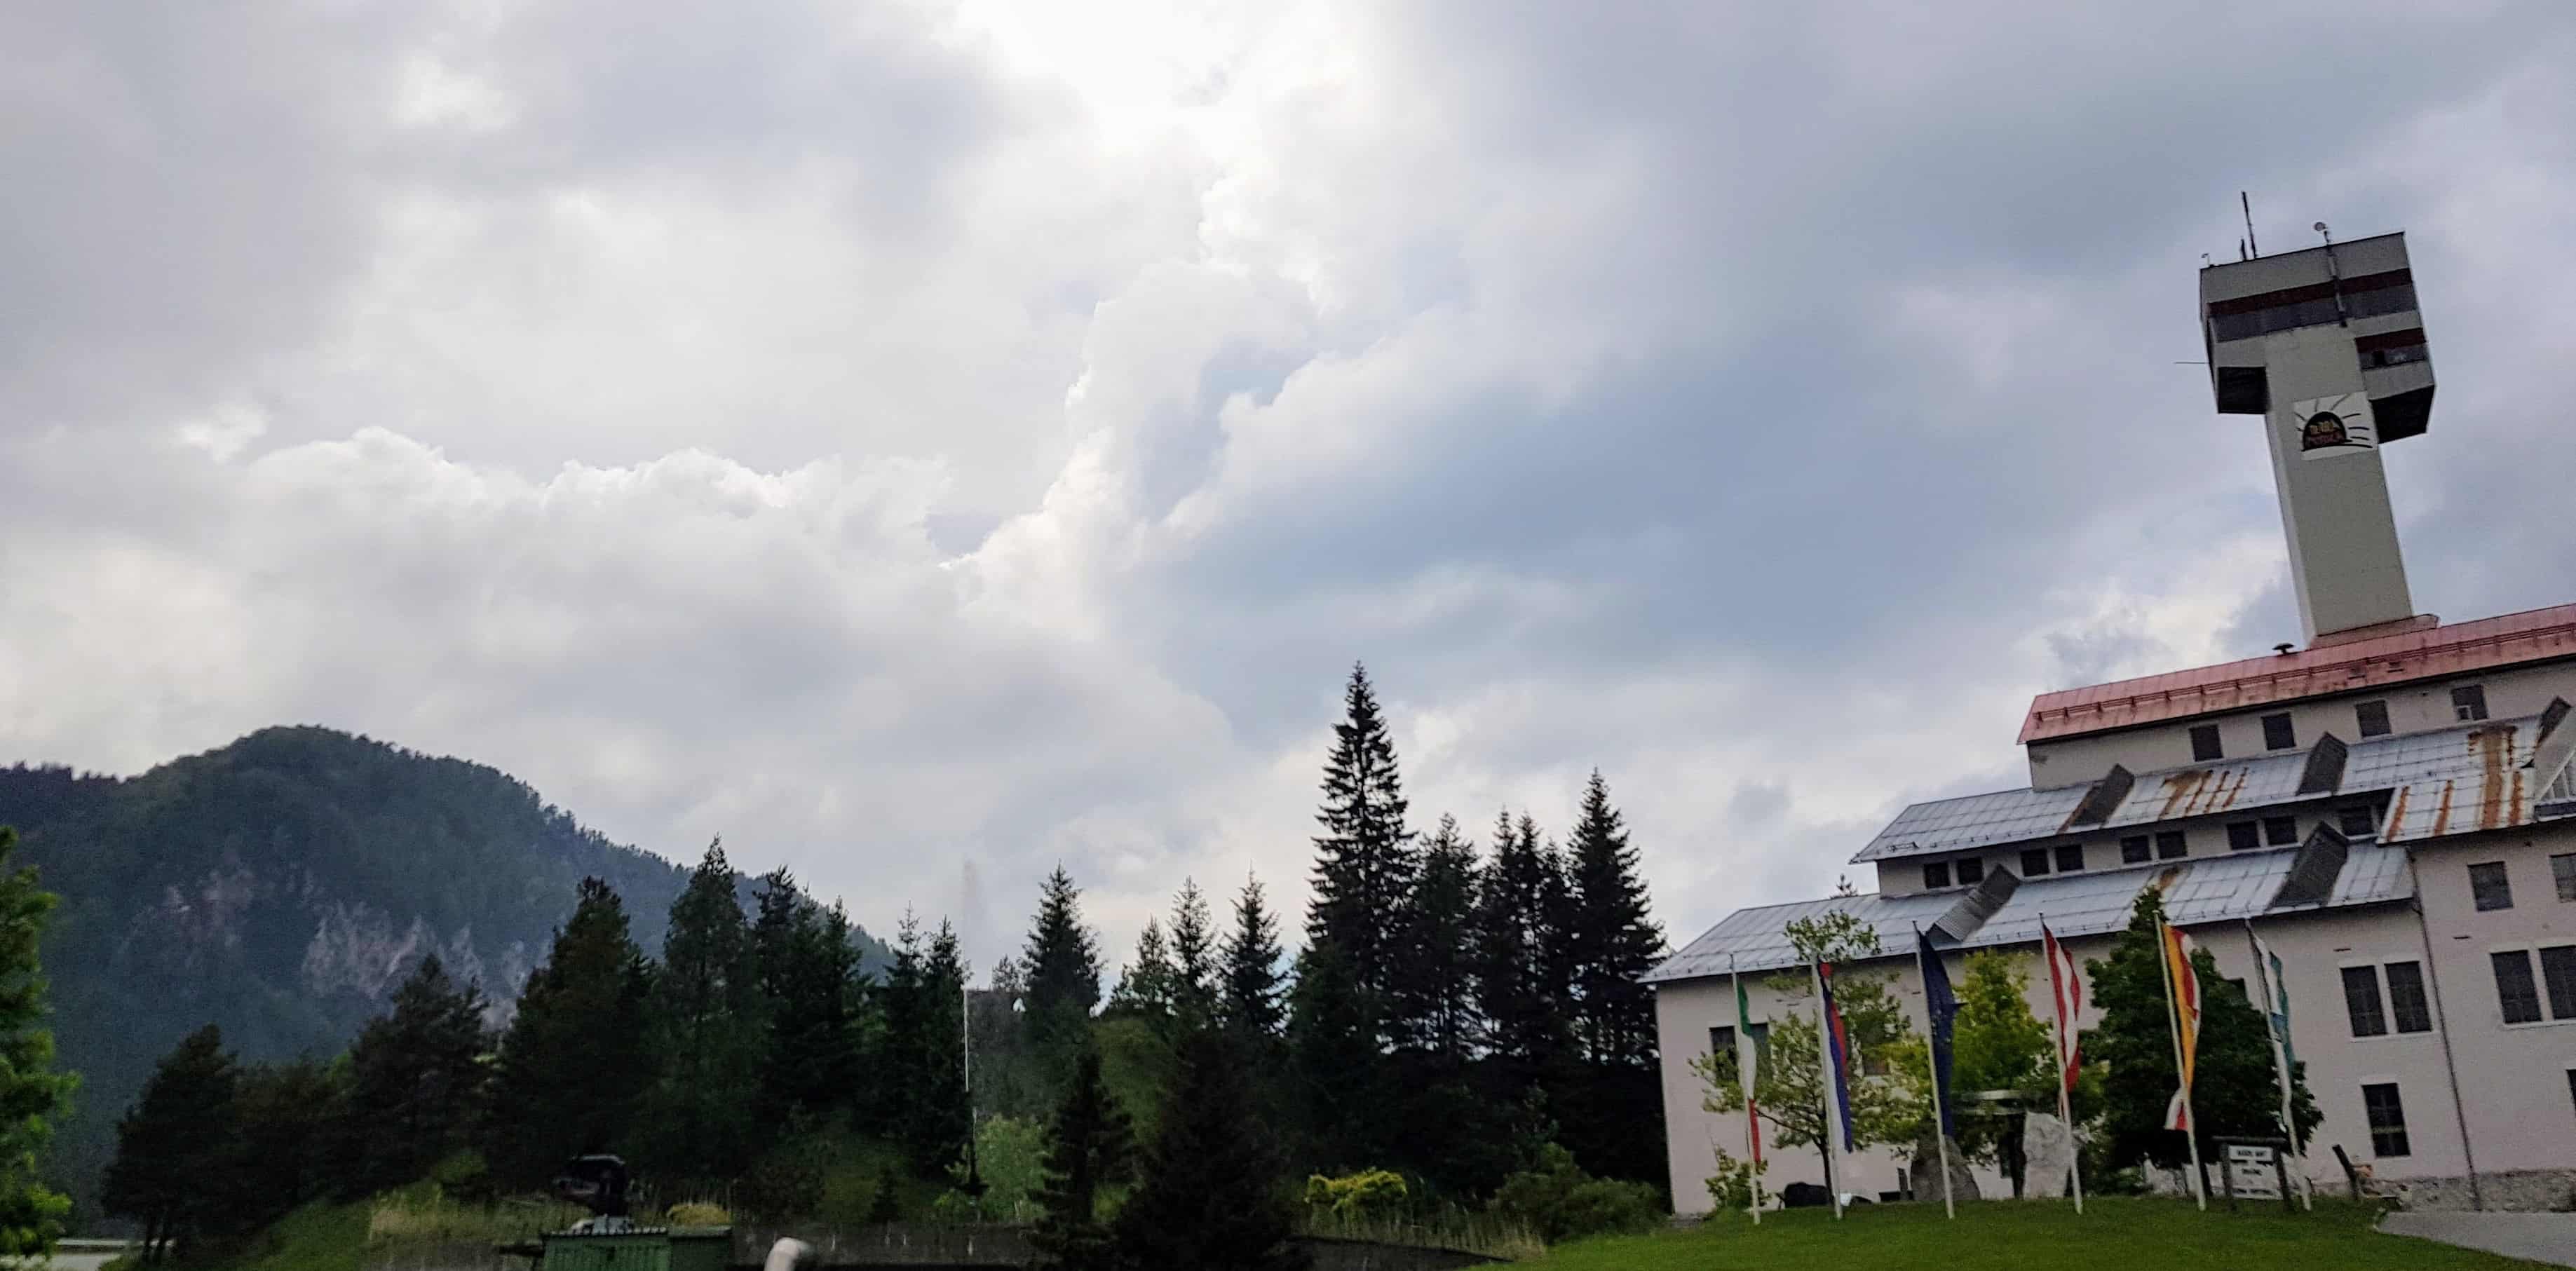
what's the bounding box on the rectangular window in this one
[2263,712,2297,750]
[2122,835,2151,864]
[2191,724,2224,762]
[1923,861,1951,890]
[2054,843,2085,874]
[2453,685,2489,722]
[1955,857,1984,885]
[2471,862,2514,911]
[2567,1070,2575,1120]
[2494,951,2544,1025]
[2155,831,2188,860]
[2355,699,2392,738]
[2385,961,2432,1033]
[2541,946,2576,1021]
[2554,852,2576,903]
[2228,822,2261,852]
[2341,805,2381,838]
[2342,966,2389,1037]
[2021,848,2052,878]
[2362,1083,2411,1157]
[2264,815,2300,847]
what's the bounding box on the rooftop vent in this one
[1930,867,2021,945]
[2267,824,2352,911]
[2296,733,2349,795]
[2064,764,2135,828]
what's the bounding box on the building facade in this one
[1650,231,2576,1213]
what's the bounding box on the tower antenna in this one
[2242,191,2258,258]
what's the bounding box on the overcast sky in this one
[6,0,2574,973]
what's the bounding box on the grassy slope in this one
[1532,1198,2544,1270]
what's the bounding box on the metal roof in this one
[2018,602,2576,744]
[1648,840,2415,984]
[2380,715,2576,843]
[1853,714,2548,864]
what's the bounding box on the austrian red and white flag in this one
[2041,922,2083,1092]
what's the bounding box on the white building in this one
[1651,230,2576,1212]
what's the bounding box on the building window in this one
[2494,951,2544,1025]
[2191,724,2224,762]
[2263,713,2297,751]
[2543,946,2576,1021]
[2453,685,2489,722]
[2021,848,2052,878]
[2263,815,2300,846]
[2382,961,2432,1033]
[2362,1083,2411,1157]
[2470,862,2514,911]
[1923,862,1952,890]
[2155,831,2188,860]
[2341,805,2381,838]
[2054,843,2085,874]
[2356,699,2392,738]
[2122,835,2151,864]
[2342,966,2389,1037]
[2228,822,2261,852]
[1955,857,1984,885]
[2554,852,2576,903]
[2567,1070,2576,1120]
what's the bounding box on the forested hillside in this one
[0,726,887,1211]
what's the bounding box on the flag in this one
[1735,970,1763,1168]
[1817,961,1857,1153]
[2041,920,2084,1092]
[1916,930,1958,1139]
[2162,923,2202,1132]
[2248,927,2296,1082]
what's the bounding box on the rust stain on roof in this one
[2386,783,2410,837]
[2160,770,2209,820]
[2431,780,2455,839]
[2467,725,2528,833]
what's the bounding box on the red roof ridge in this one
[2019,601,2576,745]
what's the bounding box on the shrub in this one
[1703,1146,1768,1214]
[1491,1144,1664,1243]
[1302,1169,1409,1218]
[665,1202,731,1227]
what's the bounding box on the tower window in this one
[2262,713,2297,751]
[2554,853,2576,902]
[2341,805,2381,838]
[1955,857,1984,885]
[2054,843,2084,874]
[2120,836,2151,864]
[2494,951,2544,1024]
[2264,816,2300,846]
[2385,961,2432,1033]
[2190,725,2223,762]
[2470,862,2513,911]
[2341,966,2387,1037]
[2021,848,2052,878]
[1923,862,1951,890]
[2362,1084,2411,1157]
[2355,700,2392,737]
[2227,822,2260,852]
[2155,831,2188,860]
[2453,685,2489,722]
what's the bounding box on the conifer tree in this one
[1107,918,1176,1019]
[103,1025,238,1261]
[1558,773,1664,1183]
[867,1169,903,1223]
[487,878,656,1189]
[912,921,972,1174]
[1029,1047,1132,1271]
[1306,664,1416,1045]
[1392,814,1480,1062]
[0,827,74,1256]
[1220,878,1286,1040]
[1116,1031,1303,1271]
[642,840,766,1180]
[1167,879,1219,1031]
[234,1057,344,1230]
[873,913,930,1148]
[341,955,489,1195]
[752,869,864,1124]
[2083,890,2319,1169]
[1022,866,1101,1091]
[1289,938,1382,1168]
[1475,811,1573,1091]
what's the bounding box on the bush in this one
[1491,1144,1663,1244]
[665,1202,731,1227]
[1303,1169,1409,1218]
[1703,1146,1768,1214]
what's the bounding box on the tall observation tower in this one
[2199,231,2436,646]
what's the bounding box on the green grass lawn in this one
[1530,1197,2546,1269]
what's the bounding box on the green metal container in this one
[538,1227,732,1271]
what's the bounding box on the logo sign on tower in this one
[2293,393,2378,461]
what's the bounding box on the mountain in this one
[0,725,889,1216]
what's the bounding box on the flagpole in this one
[1913,925,1955,1220]
[1733,955,1760,1226]
[2042,914,2084,1216]
[2243,920,2312,1211]
[1810,957,1844,1222]
[2155,915,2206,1211]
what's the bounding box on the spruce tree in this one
[1289,938,1381,1168]
[1116,1031,1304,1271]
[233,1057,344,1230]
[103,1025,239,1260]
[873,913,930,1152]
[2083,890,2319,1169]
[1220,878,1286,1040]
[1029,1047,1132,1271]
[1391,813,1480,1062]
[1022,866,1102,1090]
[1107,918,1175,1019]
[867,1169,903,1223]
[0,827,74,1256]
[1475,810,1573,1091]
[1559,773,1665,1184]
[642,840,766,1180]
[1167,879,1219,1031]
[341,955,489,1195]
[752,869,864,1124]
[486,878,656,1189]
[909,921,971,1175]
[1306,663,1416,1044]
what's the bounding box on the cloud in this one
[5,0,2575,973]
